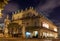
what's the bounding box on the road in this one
[0,37,59,41]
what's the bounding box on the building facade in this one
[4,7,58,38]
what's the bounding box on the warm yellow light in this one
[50,33,54,37]
[5,27,8,33]
[43,32,48,37]
[0,9,3,18]
[42,22,49,28]
[54,28,57,32]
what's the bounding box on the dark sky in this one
[1,0,60,27]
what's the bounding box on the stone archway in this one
[7,22,22,37]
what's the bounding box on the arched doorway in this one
[32,31,38,38]
[7,23,22,37]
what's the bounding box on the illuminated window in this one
[50,33,54,37]
[34,31,38,36]
[42,22,49,28]
[47,33,49,37]
[54,28,57,32]
[43,32,54,37]
[26,32,31,35]
[33,31,38,36]
[43,32,47,36]
[26,32,31,38]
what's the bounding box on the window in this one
[26,22,29,25]
[54,28,57,32]
[42,22,49,29]
[26,32,31,38]
[50,33,54,37]
[43,32,54,37]
[33,31,38,37]
[43,32,47,37]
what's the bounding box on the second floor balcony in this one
[20,14,40,20]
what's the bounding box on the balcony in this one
[20,15,40,20]
[40,26,58,33]
[26,25,40,30]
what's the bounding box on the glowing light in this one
[26,32,31,35]
[43,32,47,37]
[54,28,57,32]
[26,32,31,38]
[42,22,49,28]
[0,9,3,18]
[34,31,38,36]
[50,33,54,37]
[5,27,8,33]
[33,31,38,36]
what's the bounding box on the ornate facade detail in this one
[0,0,9,18]
[4,15,10,37]
[4,7,58,38]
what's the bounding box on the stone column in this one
[4,26,9,37]
[22,26,26,38]
[38,29,40,38]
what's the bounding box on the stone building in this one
[4,7,58,38]
[4,15,10,37]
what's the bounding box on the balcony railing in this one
[41,26,58,33]
[20,15,40,20]
[26,25,40,30]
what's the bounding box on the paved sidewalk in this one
[0,38,59,41]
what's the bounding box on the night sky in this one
[1,0,60,27]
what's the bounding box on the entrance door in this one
[33,31,38,38]
[25,32,31,38]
